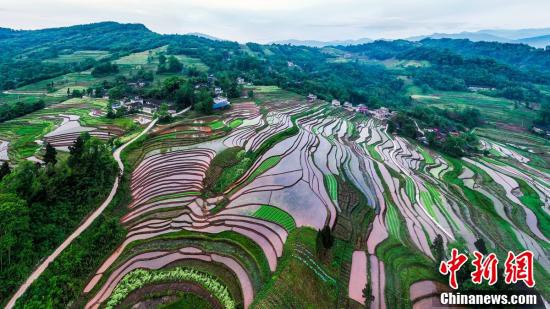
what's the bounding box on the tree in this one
[68,133,90,167]
[362,282,374,306]
[71,89,83,98]
[247,90,254,98]
[156,103,172,123]
[44,143,57,166]
[0,161,10,181]
[106,101,116,119]
[431,234,445,262]
[317,225,334,250]
[158,54,166,65]
[0,193,31,270]
[195,89,213,115]
[534,103,550,126]
[167,56,183,72]
[91,62,119,77]
[174,82,195,109]
[474,238,488,255]
[108,86,125,100]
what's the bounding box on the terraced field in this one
[73,88,548,308]
[0,97,133,161]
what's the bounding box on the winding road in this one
[5,117,160,309]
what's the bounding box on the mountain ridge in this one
[270,37,372,47]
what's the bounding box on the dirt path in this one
[5,117,160,309]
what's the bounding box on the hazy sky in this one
[1,0,549,42]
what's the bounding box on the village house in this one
[213,96,231,109]
[332,99,341,107]
[343,101,353,110]
[128,81,146,88]
[369,107,392,120]
[117,97,165,115]
[236,77,245,85]
[214,87,224,96]
[356,104,368,114]
[307,94,317,103]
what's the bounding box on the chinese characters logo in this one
[439,249,535,289]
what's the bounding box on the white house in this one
[343,101,353,110]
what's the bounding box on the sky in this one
[1,0,549,43]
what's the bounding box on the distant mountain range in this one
[185,32,227,41]
[270,38,372,48]
[268,28,550,48]
[408,28,550,48]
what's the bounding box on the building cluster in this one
[418,127,461,145]
[314,95,392,120]
[532,126,550,137]
[113,97,175,115]
[113,75,250,115]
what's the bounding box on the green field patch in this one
[253,227,337,308]
[105,267,235,309]
[209,120,225,130]
[229,119,243,129]
[414,91,537,127]
[324,174,338,202]
[425,182,459,230]
[376,236,443,308]
[246,156,281,182]
[482,156,507,166]
[516,178,550,237]
[253,205,296,232]
[144,191,201,205]
[252,85,281,93]
[366,143,382,161]
[346,120,355,136]
[174,54,209,71]
[405,178,416,204]
[419,191,438,221]
[18,71,100,91]
[417,146,435,164]
[385,203,402,240]
[43,50,110,64]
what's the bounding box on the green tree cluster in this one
[0,133,117,302]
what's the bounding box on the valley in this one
[0,22,548,309]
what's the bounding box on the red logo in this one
[439,248,468,289]
[471,251,499,285]
[504,251,535,288]
[439,249,536,289]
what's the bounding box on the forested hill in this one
[419,38,550,73]
[0,22,160,57]
[0,22,165,89]
[343,39,550,74]
[1,22,550,112]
